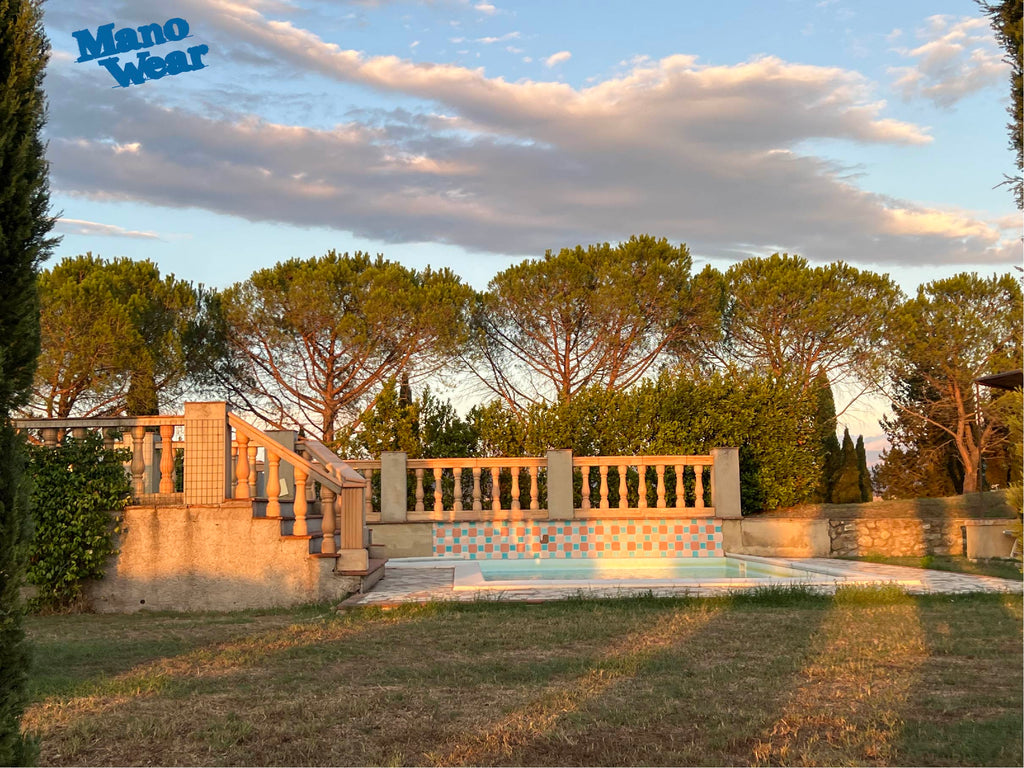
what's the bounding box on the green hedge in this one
[518,374,818,513]
[27,433,131,610]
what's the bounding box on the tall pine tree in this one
[0,0,56,762]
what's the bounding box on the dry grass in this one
[22,588,1023,766]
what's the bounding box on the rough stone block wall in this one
[828,518,965,557]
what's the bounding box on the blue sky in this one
[39,0,1022,452]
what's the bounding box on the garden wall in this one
[721,513,1017,559]
[87,500,362,613]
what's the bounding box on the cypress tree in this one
[855,434,871,502]
[831,428,863,504]
[0,0,56,762]
[811,371,841,502]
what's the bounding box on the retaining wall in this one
[87,500,360,612]
[721,515,1017,559]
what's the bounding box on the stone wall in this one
[722,515,1018,559]
[87,500,361,613]
[828,518,964,557]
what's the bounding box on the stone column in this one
[380,451,408,523]
[183,402,231,505]
[710,447,741,519]
[546,449,573,519]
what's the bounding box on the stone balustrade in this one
[347,447,741,523]
[227,415,367,562]
[573,455,713,514]
[15,414,186,500]
[16,404,371,570]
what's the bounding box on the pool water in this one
[477,556,808,582]
[386,554,927,593]
[438,554,854,591]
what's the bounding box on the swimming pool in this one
[386,554,862,591]
[475,556,808,581]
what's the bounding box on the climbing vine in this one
[27,432,131,610]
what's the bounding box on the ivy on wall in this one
[27,432,131,610]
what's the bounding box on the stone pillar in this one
[183,402,231,505]
[380,451,408,523]
[340,486,365,550]
[546,449,573,520]
[710,447,741,519]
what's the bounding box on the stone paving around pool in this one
[340,558,1023,606]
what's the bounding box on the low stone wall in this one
[87,500,360,613]
[723,514,1018,559]
[829,518,962,557]
[720,518,829,557]
[368,522,433,558]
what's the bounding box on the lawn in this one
[22,587,1023,767]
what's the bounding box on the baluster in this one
[529,465,539,510]
[695,465,705,509]
[472,466,482,511]
[248,444,258,498]
[42,427,57,447]
[234,432,250,499]
[656,464,666,509]
[599,465,609,509]
[266,453,281,516]
[617,464,628,509]
[320,486,337,554]
[581,467,591,511]
[231,442,238,487]
[433,467,443,512]
[454,467,464,512]
[131,425,146,498]
[102,428,116,450]
[510,466,521,511]
[675,464,685,508]
[414,468,425,512]
[159,424,175,494]
[71,427,87,440]
[638,462,648,509]
[293,466,309,535]
[490,466,501,512]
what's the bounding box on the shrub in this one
[27,432,131,610]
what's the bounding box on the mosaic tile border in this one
[433,519,722,559]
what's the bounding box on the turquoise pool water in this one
[475,556,810,582]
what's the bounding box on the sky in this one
[39,0,1023,458]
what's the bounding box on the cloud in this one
[42,0,1017,268]
[475,31,519,44]
[55,217,161,240]
[888,15,1009,107]
[474,2,496,14]
[544,50,571,67]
